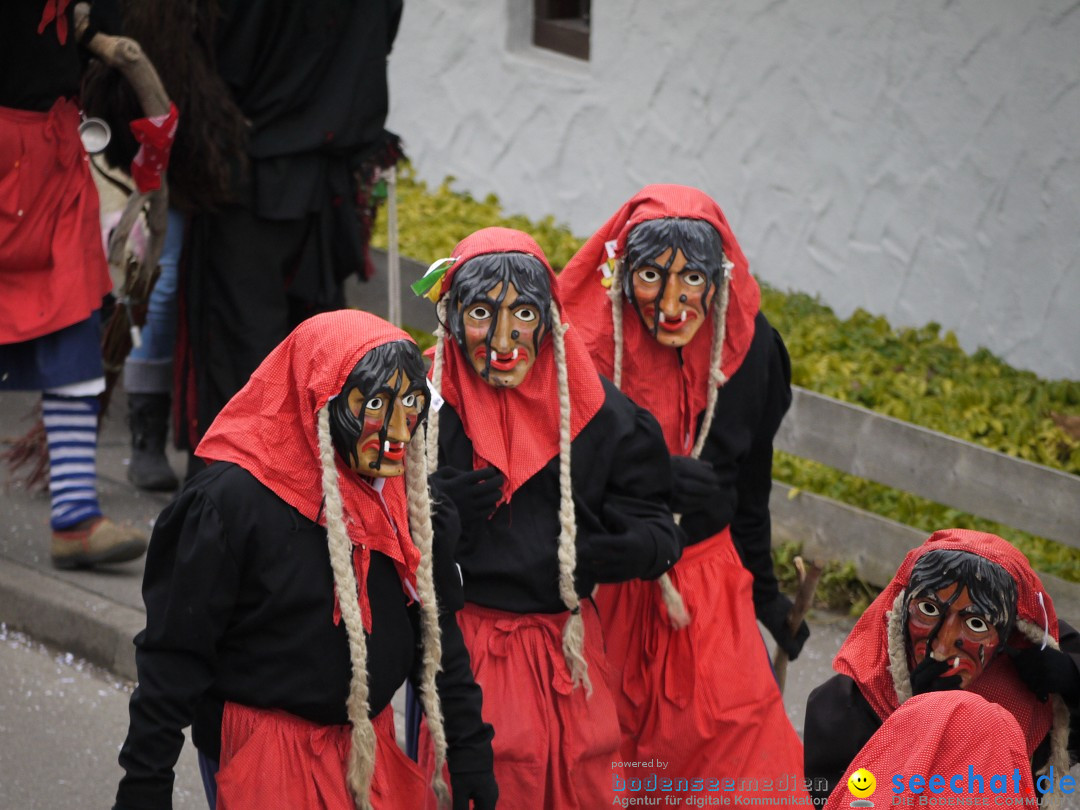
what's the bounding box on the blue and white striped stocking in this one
[43,394,103,530]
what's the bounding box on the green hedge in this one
[375,165,1080,607]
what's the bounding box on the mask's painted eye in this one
[965,615,990,633]
[365,397,385,411]
[636,268,661,284]
[514,306,537,323]
[684,271,707,286]
[402,393,418,408]
[916,600,941,618]
[466,304,492,320]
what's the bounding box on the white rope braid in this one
[550,303,592,694]
[316,406,377,810]
[887,592,915,706]
[404,437,451,808]
[688,272,731,458]
[425,298,449,474]
[607,259,625,389]
[608,258,732,630]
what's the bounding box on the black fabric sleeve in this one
[83,0,123,42]
[114,488,242,810]
[429,483,465,614]
[733,325,793,608]
[412,485,494,775]
[587,401,685,581]
[428,613,495,776]
[803,674,881,805]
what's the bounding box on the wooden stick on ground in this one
[772,555,825,695]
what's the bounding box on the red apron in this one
[595,528,810,805]
[422,601,623,809]
[0,98,112,344]
[215,702,431,810]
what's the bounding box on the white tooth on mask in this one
[658,312,667,324]
[383,441,390,452]
[680,311,687,323]
[953,657,960,669]
[512,349,518,360]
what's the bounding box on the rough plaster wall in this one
[388,0,1080,379]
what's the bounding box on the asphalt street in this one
[0,625,204,809]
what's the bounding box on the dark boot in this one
[127,392,179,491]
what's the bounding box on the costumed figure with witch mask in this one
[412,227,684,808]
[113,310,497,810]
[805,529,1080,809]
[558,185,809,803]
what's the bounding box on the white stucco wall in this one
[387,0,1080,379]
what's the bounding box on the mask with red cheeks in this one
[630,248,713,347]
[328,340,429,478]
[446,252,552,389]
[903,549,1017,689]
[623,217,725,349]
[345,370,425,477]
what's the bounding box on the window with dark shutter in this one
[533,0,590,60]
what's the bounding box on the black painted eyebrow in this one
[464,296,499,310]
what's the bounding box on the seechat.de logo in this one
[848,768,877,807]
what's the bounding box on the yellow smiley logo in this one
[848,768,876,798]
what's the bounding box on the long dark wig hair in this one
[80,0,248,211]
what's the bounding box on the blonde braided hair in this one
[608,255,734,630]
[404,436,451,807]
[551,302,591,693]
[426,298,449,474]
[317,406,378,810]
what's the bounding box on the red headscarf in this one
[433,227,606,501]
[197,310,422,632]
[559,184,760,455]
[833,529,1058,760]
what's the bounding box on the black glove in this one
[669,456,720,515]
[909,655,963,695]
[451,769,499,810]
[576,504,657,585]
[1009,646,1080,703]
[755,592,810,661]
[429,466,504,524]
[431,520,464,614]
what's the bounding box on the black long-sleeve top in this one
[1,1,119,110]
[114,462,492,810]
[437,377,684,614]
[680,311,793,607]
[804,621,1080,805]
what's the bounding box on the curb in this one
[0,559,143,681]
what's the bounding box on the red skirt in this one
[0,99,112,344]
[215,702,431,810]
[594,528,810,805]
[424,602,624,809]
